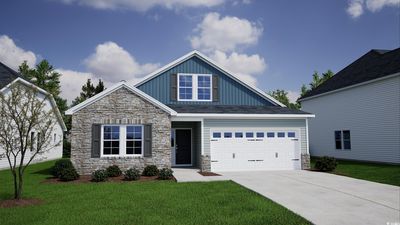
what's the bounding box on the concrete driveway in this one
[221,170,400,225]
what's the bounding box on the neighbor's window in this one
[30,132,35,151]
[126,126,143,155]
[335,131,342,149]
[343,130,351,150]
[103,126,120,155]
[178,74,212,101]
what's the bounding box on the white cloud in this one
[287,90,300,103]
[347,0,364,18]
[0,35,36,70]
[190,12,263,53]
[59,0,225,11]
[57,69,101,102]
[366,0,400,11]
[210,50,266,86]
[346,0,400,18]
[84,41,159,83]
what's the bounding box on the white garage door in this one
[210,128,301,172]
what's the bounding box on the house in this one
[66,50,314,174]
[298,48,400,164]
[0,62,67,169]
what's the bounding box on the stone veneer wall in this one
[70,87,171,175]
[301,154,311,169]
[200,155,211,172]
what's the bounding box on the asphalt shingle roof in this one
[299,48,400,100]
[167,104,311,114]
[0,62,21,89]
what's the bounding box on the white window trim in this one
[100,124,144,157]
[177,73,213,102]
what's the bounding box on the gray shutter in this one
[212,75,219,102]
[91,124,101,158]
[143,124,152,157]
[170,74,177,101]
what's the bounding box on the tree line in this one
[268,70,334,109]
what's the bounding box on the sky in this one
[0,0,399,103]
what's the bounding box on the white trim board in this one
[1,77,67,131]
[65,81,177,116]
[298,72,400,102]
[134,50,286,107]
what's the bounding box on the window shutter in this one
[91,124,101,158]
[212,75,219,102]
[171,74,177,101]
[144,124,152,157]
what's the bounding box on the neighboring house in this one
[299,48,400,164]
[66,50,314,174]
[0,62,67,169]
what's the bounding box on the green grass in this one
[0,161,310,225]
[311,158,400,186]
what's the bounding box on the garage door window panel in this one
[235,132,243,138]
[277,132,285,138]
[246,132,254,138]
[213,132,221,138]
[267,132,275,138]
[224,132,232,138]
[288,132,296,138]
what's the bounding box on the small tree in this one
[268,89,300,109]
[71,79,105,106]
[0,82,61,199]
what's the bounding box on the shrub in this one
[59,167,80,181]
[158,168,173,180]
[106,165,122,177]
[51,159,74,178]
[314,156,338,172]
[142,165,159,176]
[124,168,141,181]
[92,169,108,182]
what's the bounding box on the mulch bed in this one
[41,175,160,184]
[41,175,176,184]
[198,171,221,176]
[0,199,43,208]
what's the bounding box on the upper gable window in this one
[178,73,212,101]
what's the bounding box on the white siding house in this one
[299,49,400,164]
[0,62,67,170]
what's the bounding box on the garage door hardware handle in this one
[256,160,264,162]
[292,159,299,161]
[211,160,219,162]
[291,138,299,141]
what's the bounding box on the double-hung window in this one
[178,74,212,101]
[335,130,351,150]
[102,125,143,157]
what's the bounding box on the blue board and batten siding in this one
[136,56,275,106]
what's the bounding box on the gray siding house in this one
[299,48,400,164]
[66,51,314,174]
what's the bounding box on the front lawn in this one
[311,158,400,186]
[0,161,310,225]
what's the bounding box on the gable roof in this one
[0,62,21,89]
[1,77,67,131]
[299,48,400,101]
[65,81,177,115]
[134,50,286,107]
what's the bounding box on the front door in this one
[175,129,192,165]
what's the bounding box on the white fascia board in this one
[65,81,177,116]
[174,113,315,119]
[134,50,286,107]
[1,78,67,131]
[299,72,400,102]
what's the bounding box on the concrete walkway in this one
[221,170,400,225]
[172,168,229,182]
